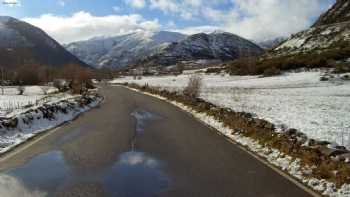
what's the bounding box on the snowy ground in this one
[0,86,75,118]
[112,71,350,148]
[0,92,102,154]
[0,86,102,154]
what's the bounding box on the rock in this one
[320,76,330,81]
[264,122,275,130]
[318,141,331,146]
[341,74,350,80]
[308,139,317,146]
[2,118,18,128]
[286,128,298,136]
[318,146,348,157]
[335,146,347,151]
[339,153,350,163]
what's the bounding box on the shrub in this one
[206,67,223,74]
[17,86,25,95]
[333,63,350,74]
[263,67,281,77]
[227,44,350,76]
[341,74,350,80]
[183,75,202,99]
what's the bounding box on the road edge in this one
[120,85,321,197]
[0,95,105,163]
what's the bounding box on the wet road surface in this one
[0,86,312,197]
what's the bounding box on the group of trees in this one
[0,63,96,94]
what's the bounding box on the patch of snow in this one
[0,95,102,154]
[276,38,306,50]
[0,86,73,118]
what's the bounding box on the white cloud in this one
[222,0,332,41]
[23,11,161,44]
[124,0,146,9]
[0,175,47,197]
[58,0,65,7]
[148,0,228,20]
[149,0,179,13]
[170,0,333,41]
[113,6,121,12]
[2,0,21,7]
[22,0,335,43]
[172,25,221,35]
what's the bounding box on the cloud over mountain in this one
[24,11,160,43]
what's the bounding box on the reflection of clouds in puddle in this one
[6,151,69,193]
[119,152,158,168]
[0,175,47,197]
[131,109,162,134]
[103,151,170,196]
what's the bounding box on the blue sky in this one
[0,0,336,43]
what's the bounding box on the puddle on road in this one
[1,109,170,196]
[5,151,69,195]
[131,109,162,135]
[3,151,170,196]
[130,109,162,151]
[103,151,170,197]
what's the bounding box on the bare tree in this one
[17,86,25,95]
[183,75,202,99]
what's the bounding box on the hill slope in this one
[0,16,87,69]
[273,0,350,56]
[313,0,350,27]
[141,32,264,67]
[65,31,186,69]
[66,31,263,69]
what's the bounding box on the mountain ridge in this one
[273,0,350,56]
[66,31,264,69]
[65,31,186,69]
[0,16,88,69]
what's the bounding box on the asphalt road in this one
[0,86,312,197]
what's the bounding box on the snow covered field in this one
[112,71,350,148]
[0,90,102,154]
[0,86,74,118]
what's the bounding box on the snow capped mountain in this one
[65,31,186,69]
[256,37,286,49]
[0,16,87,68]
[273,0,350,56]
[140,32,264,67]
[313,0,350,27]
[67,31,263,69]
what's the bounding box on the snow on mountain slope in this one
[140,32,264,67]
[257,37,286,49]
[274,21,350,54]
[273,0,350,56]
[65,31,186,69]
[313,0,350,27]
[66,31,263,69]
[0,16,87,68]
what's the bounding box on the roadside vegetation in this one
[183,75,202,99]
[0,63,97,94]
[225,41,350,76]
[124,82,350,195]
